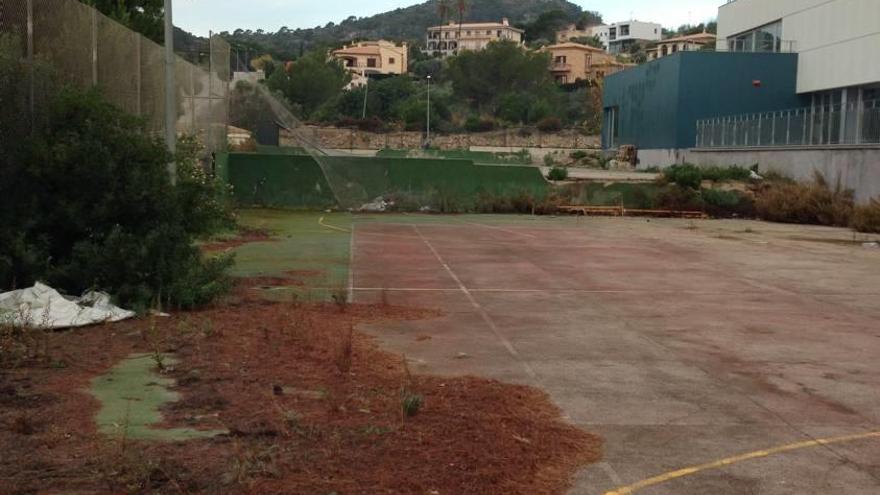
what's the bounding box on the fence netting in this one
[0,0,230,154]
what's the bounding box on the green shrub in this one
[654,186,704,211]
[547,167,569,181]
[570,150,589,161]
[464,116,496,133]
[662,164,752,189]
[536,116,563,133]
[662,165,703,190]
[851,199,880,234]
[700,166,752,182]
[701,189,756,218]
[0,79,234,309]
[754,172,854,227]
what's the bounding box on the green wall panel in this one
[602,52,805,151]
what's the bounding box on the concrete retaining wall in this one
[634,147,880,203]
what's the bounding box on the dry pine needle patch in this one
[0,280,602,494]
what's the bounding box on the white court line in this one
[348,287,880,297]
[412,225,538,380]
[347,223,356,304]
[456,219,538,239]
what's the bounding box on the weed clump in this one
[851,199,880,234]
[547,166,569,182]
[755,172,854,227]
[661,164,752,188]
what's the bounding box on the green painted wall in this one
[220,152,548,209]
[602,52,805,150]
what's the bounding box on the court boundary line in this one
[347,223,356,303]
[412,225,538,380]
[605,431,880,495]
[318,216,351,233]
[455,219,538,239]
[347,287,880,297]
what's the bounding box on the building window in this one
[486,30,491,35]
[389,58,396,64]
[609,27,617,41]
[620,25,630,37]
[445,32,450,39]
[467,31,471,35]
[555,55,567,64]
[367,58,377,68]
[728,20,782,53]
[672,45,677,53]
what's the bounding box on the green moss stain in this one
[232,210,353,302]
[90,354,226,441]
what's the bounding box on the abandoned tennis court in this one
[236,211,880,495]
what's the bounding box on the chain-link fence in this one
[0,0,230,153]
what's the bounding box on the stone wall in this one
[281,126,601,151]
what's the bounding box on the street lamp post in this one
[426,75,432,147]
[361,71,369,119]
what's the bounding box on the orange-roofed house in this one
[332,40,409,87]
[543,42,628,84]
[647,32,717,61]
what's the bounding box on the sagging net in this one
[245,83,375,210]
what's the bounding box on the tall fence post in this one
[91,8,98,86]
[26,0,33,130]
[135,33,141,117]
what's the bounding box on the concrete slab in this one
[352,215,880,495]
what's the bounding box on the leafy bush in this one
[464,116,496,133]
[701,189,756,218]
[701,166,752,182]
[754,172,854,227]
[662,165,703,190]
[654,186,704,211]
[0,41,234,310]
[547,167,569,181]
[851,199,880,234]
[536,116,563,133]
[570,150,589,161]
[663,164,752,189]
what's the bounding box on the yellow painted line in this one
[318,216,351,233]
[605,431,880,495]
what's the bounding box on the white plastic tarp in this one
[0,283,135,330]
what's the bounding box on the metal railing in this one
[696,99,880,148]
[0,0,230,154]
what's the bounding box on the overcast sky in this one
[174,0,721,37]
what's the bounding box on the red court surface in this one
[350,214,880,495]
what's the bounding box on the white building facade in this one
[717,0,880,97]
[594,21,662,53]
[424,19,524,57]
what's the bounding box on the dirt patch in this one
[0,294,601,494]
[201,228,274,252]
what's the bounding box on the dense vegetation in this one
[0,35,234,309]
[83,0,165,42]
[212,0,586,60]
[237,39,602,133]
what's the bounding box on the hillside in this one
[206,0,586,60]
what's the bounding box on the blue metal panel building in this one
[602,52,805,151]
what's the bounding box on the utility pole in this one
[361,71,369,119]
[164,0,177,185]
[426,75,432,146]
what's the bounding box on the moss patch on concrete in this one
[90,354,226,441]
[232,210,353,302]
